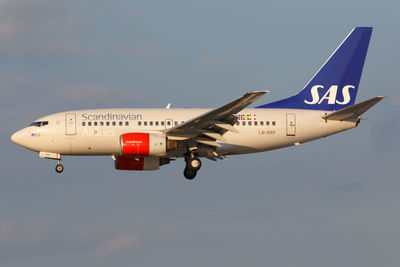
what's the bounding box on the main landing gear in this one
[183,157,202,180]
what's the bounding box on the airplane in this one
[11,27,384,180]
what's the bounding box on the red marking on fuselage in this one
[121,133,150,155]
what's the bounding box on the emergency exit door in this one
[286,113,296,136]
[66,113,76,135]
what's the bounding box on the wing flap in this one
[199,130,227,142]
[166,91,267,146]
[212,121,239,133]
[194,138,222,147]
[166,91,267,134]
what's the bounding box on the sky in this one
[1,0,400,266]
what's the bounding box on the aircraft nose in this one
[11,129,25,146]
[11,132,16,143]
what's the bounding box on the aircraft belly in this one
[60,136,120,155]
[219,128,290,154]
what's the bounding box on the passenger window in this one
[161,121,165,126]
[260,121,264,126]
[236,122,240,126]
[181,121,184,124]
[272,121,276,126]
[242,121,246,126]
[174,121,178,126]
[82,122,86,126]
[167,121,171,126]
[254,121,258,126]
[248,121,252,126]
[94,122,98,126]
[88,122,92,126]
[112,121,116,126]
[144,121,148,126]
[42,121,48,126]
[125,121,129,126]
[150,121,153,126]
[106,121,110,126]
[138,121,142,126]
[266,121,270,126]
[100,121,104,126]
[155,121,159,126]
[118,121,121,126]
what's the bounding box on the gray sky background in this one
[1,0,400,266]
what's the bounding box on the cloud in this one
[0,74,151,139]
[95,233,138,257]
[0,74,149,111]
[0,220,14,239]
[199,51,232,72]
[0,0,94,58]
[0,219,137,263]
[390,93,400,106]
[329,181,367,194]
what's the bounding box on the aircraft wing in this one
[165,91,268,147]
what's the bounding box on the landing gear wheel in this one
[184,167,197,180]
[187,157,202,171]
[55,164,64,173]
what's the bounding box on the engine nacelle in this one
[114,156,159,170]
[120,133,166,156]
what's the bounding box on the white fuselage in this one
[11,108,357,157]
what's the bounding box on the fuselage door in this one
[286,113,296,136]
[66,113,76,135]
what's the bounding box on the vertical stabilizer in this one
[256,27,372,110]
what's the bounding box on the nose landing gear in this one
[55,163,64,173]
[38,152,64,174]
[55,158,64,173]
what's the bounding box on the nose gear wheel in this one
[55,164,64,173]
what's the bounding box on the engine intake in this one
[120,133,166,156]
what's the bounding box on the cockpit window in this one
[29,122,40,127]
[29,121,49,127]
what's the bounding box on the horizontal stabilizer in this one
[322,96,384,121]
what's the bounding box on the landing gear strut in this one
[183,156,202,180]
[39,152,64,174]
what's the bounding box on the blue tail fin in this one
[256,27,373,110]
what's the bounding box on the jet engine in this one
[120,133,166,156]
[114,155,171,170]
